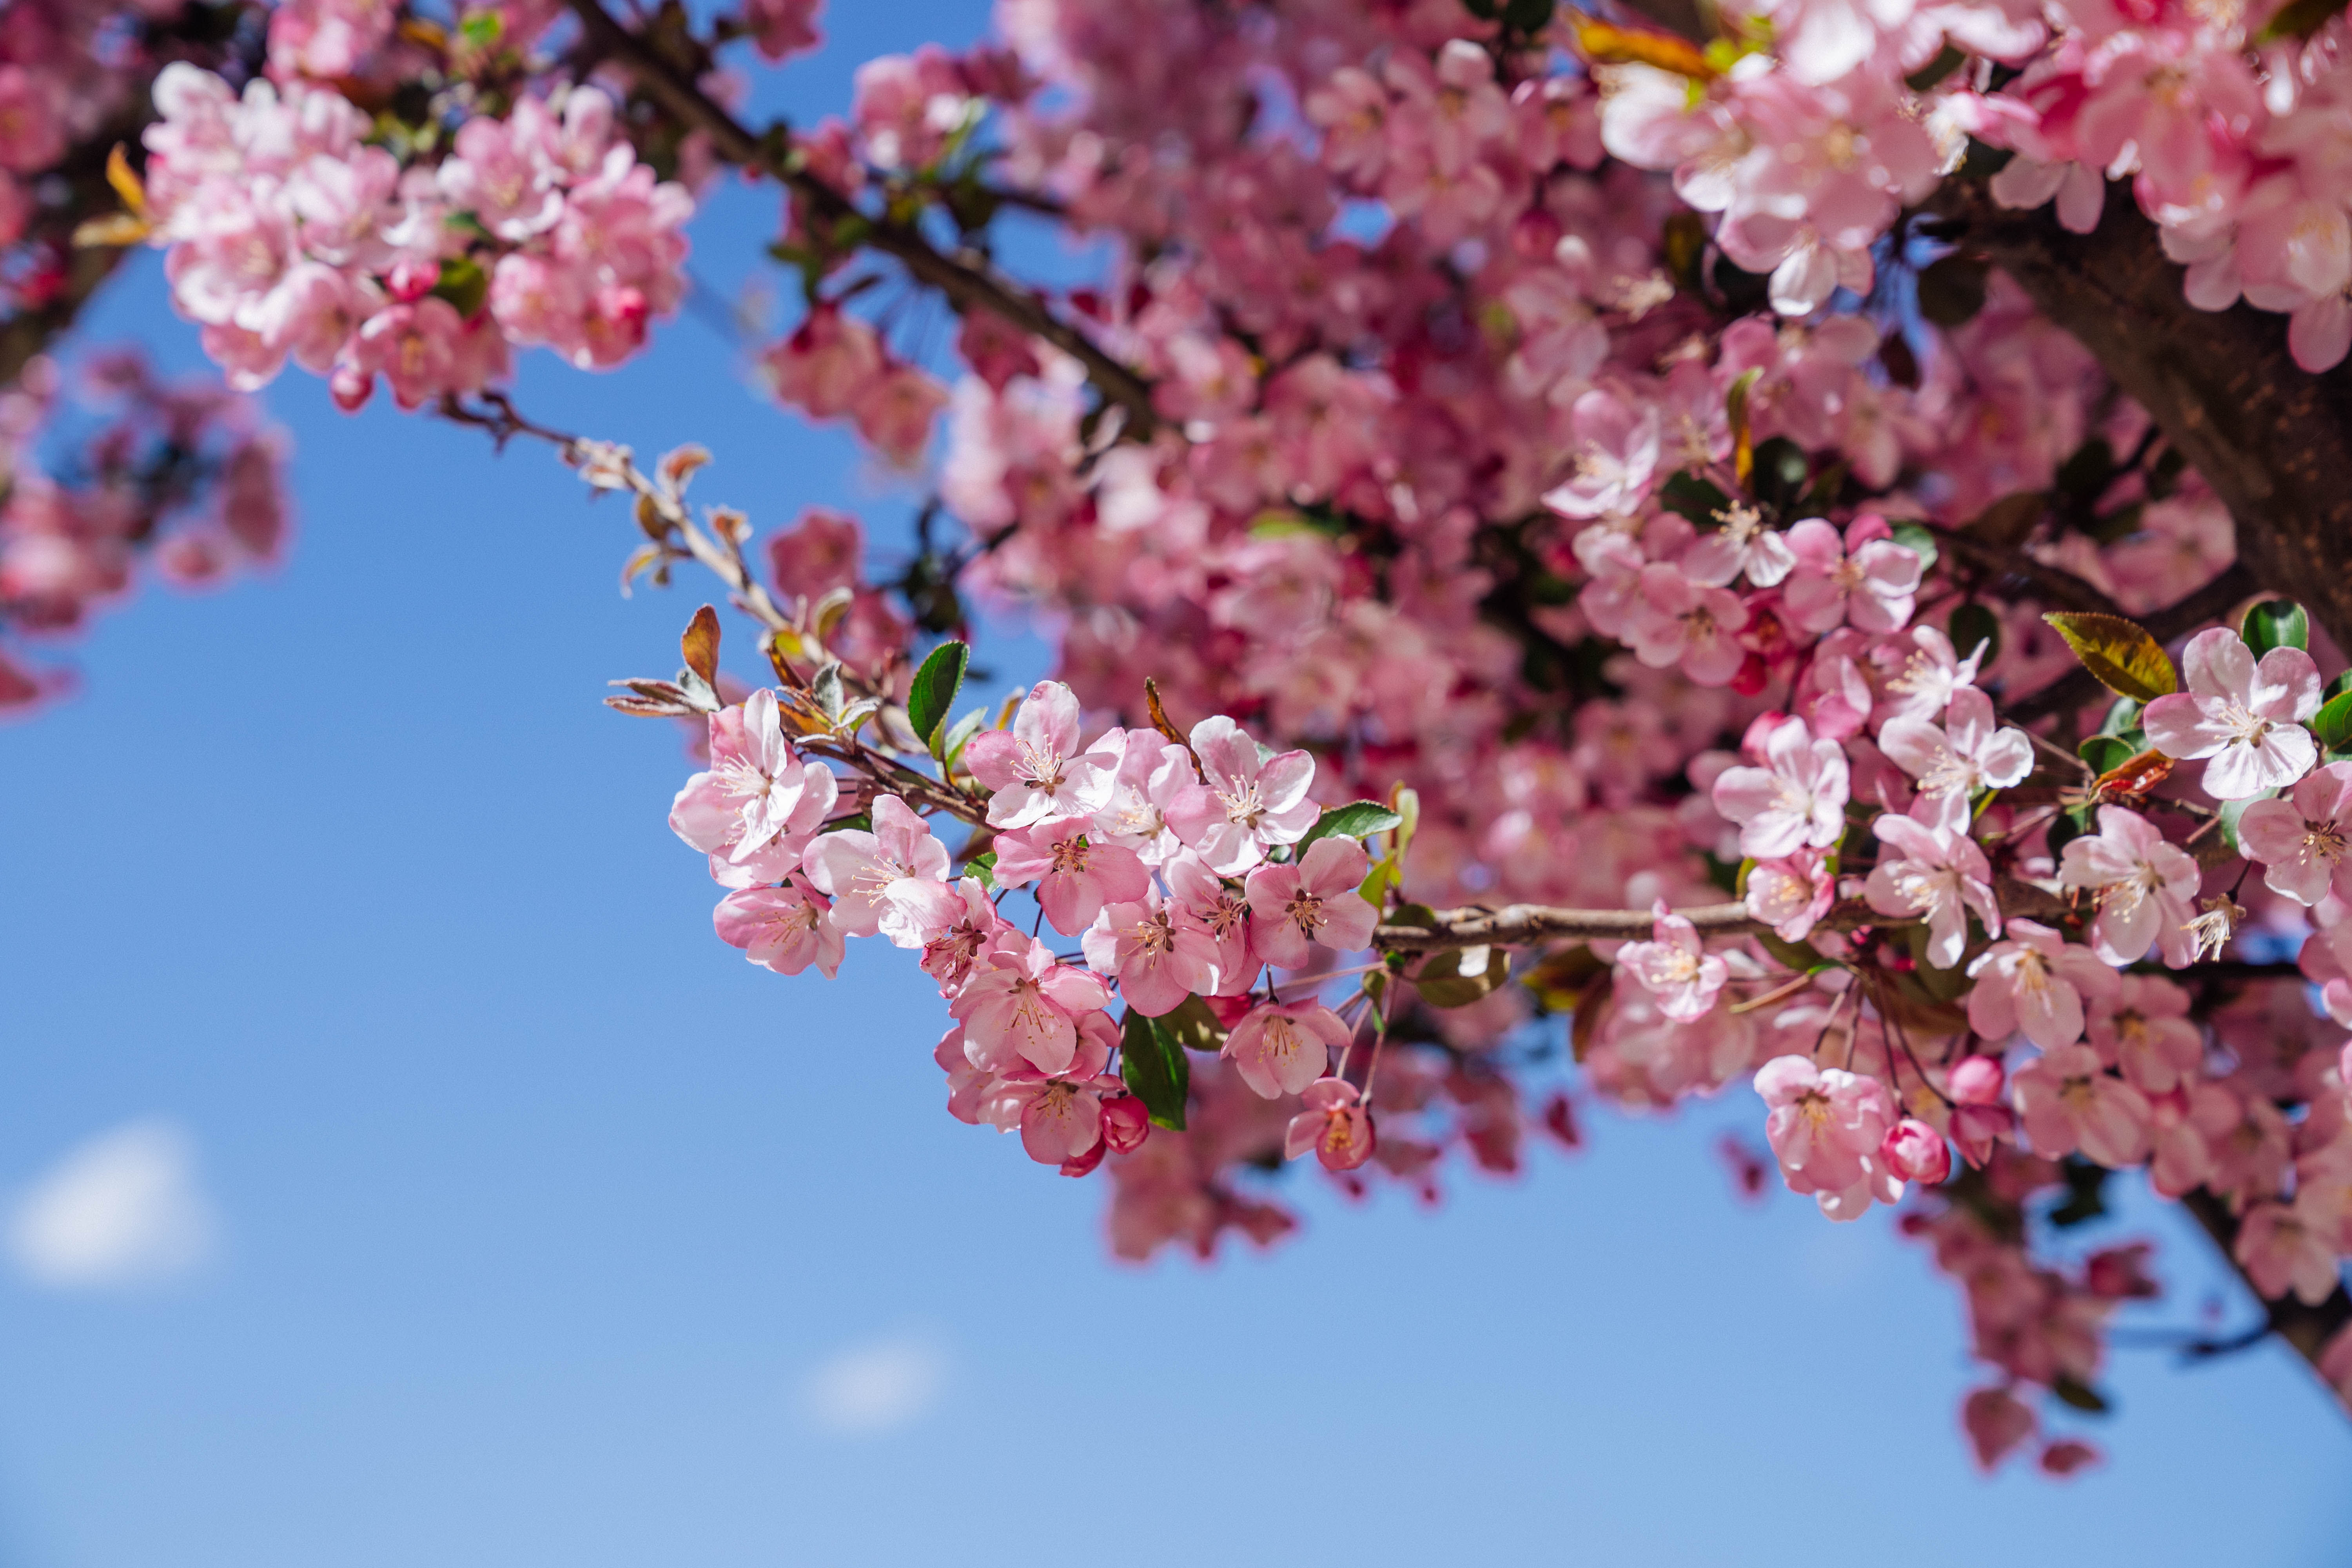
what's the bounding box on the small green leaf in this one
[940,707,985,768]
[964,849,996,888]
[2076,734,2135,776]
[2051,1374,2113,1415]
[1412,945,1510,1009]
[1749,437,1809,513]
[2240,598,2310,657]
[2043,612,2179,704]
[907,640,969,750]
[1889,521,1939,576]
[2314,688,2352,753]
[1948,601,2000,664]
[2099,696,2143,738]
[1658,470,1732,526]
[1296,800,1405,854]
[1119,1008,1190,1131]
[1155,992,1229,1053]
[458,7,504,46]
[430,254,488,319]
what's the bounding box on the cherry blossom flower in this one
[1964,919,2116,1051]
[801,795,965,949]
[1880,1118,1953,1185]
[2012,1045,2151,1168]
[1245,837,1376,967]
[1864,813,2000,969]
[1878,687,2033,831]
[949,931,1113,1077]
[1780,516,1924,635]
[1166,716,1320,875]
[1755,1054,1904,1219]
[1946,1055,2016,1169]
[921,876,1009,994]
[1540,389,1657,519]
[2087,977,2203,1095]
[1088,727,1190,864]
[1963,1387,2038,1472]
[1284,1076,1376,1171]
[1164,851,1259,996]
[2236,760,2352,906]
[1744,849,1836,941]
[1680,503,1796,589]
[1873,625,1987,725]
[1622,563,1749,686]
[1711,715,1850,858]
[669,690,839,861]
[990,1074,1112,1166]
[962,679,1120,829]
[712,881,844,978]
[1224,1001,1352,1099]
[2235,1198,2343,1305]
[991,817,1149,936]
[1081,890,1220,1016]
[1616,904,1729,1022]
[2056,806,2203,967]
[2142,627,2322,801]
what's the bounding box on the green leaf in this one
[1889,521,1939,576]
[1297,800,1405,854]
[1155,992,1229,1053]
[1948,601,2000,664]
[457,7,503,46]
[2051,1375,2113,1415]
[1119,1008,1190,1131]
[2045,805,2092,862]
[2076,734,2135,776]
[2314,687,2352,753]
[2240,598,2310,657]
[940,707,985,768]
[2042,612,2179,704]
[907,640,969,751]
[964,849,996,889]
[1749,437,1809,513]
[2258,0,2350,42]
[1412,945,1510,1009]
[2099,696,2143,738]
[1658,470,1731,526]
[430,254,488,320]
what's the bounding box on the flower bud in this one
[1947,1054,2005,1105]
[1101,1094,1151,1154]
[1510,208,1562,259]
[2083,1243,2159,1300]
[385,256,441,303]
[1950,1102,2013,1168]
[1879,1117,1951,1184]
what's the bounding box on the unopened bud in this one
[1101,1094,1150,1154]
[1947,1054,2005,1105]
[1880,1117,1952,1185]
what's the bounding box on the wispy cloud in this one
[7,1119,217,1290]
[799,1333,947,1436]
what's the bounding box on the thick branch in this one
[1941,180,2352,657]
[2181,1188,2352,1394]
[562,0,1160,434]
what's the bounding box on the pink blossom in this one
[1540,390,1658,519]
[1245,837,1376,968]
[961,679,1119,829]
[991,817,1148,936]
[1711,715,1850,858]
[1681,505,1796,590]
[1755,1054,1904,1219]
[1284,1076,1376,1171]
[1081,890,1220,1015]
[1963,1387,2037,1472]
[741,0,822,62]
[669,690,839,862]
[1165,715,1319,875]
[1622,563,1749,686]
[801,794,964,948]
[2236,760,2352,906]
[712,882,844,978]
[992,1074,1111,1166]
[949,931,1113,1077]
[1878,687,2033,831]
[1946,1055,2016,1169]
[1964,919,2116,1051]
[1224,1000,1352,1099]
[1088,728,1190,864]
[921,875,1009,994]
[2235,1198,2343,1305]
[1863,813,2000,969]
[1781,516,1924,635]
[1616,905,1728,1022]
[1873,625,1987,725]
[2088,976,2203,1095]
[1743,849,1837,942]
[2056,805,2202,967]
[1165,851,1258,995]
[1880,1118,1953,1185]
[2142,627,2322,801]
[2012,1045,2151,1168]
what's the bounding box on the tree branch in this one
[2180,1188,2351,1395]
[561,0,1161,435]
[2007,561,2261,726]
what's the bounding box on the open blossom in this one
[922,876,1008,993]
[2142,628,2321,800]
[2235,1198,2343,1305]
[2089,977,2203,1095]
[1089,728,1190,863]
[1964,919,2116,1051]
[1623,563,1748,686]
[1681,502,1795,589]
[1755,1055,1902,1219]
[1284,1077,1376,1171]
[712,881,844,978]
[1711,716,1849,858]
[991,817,1149,936]
[1165,851,1258,994]
[949,931,1113,1077]
[990,1074,1112,1166]
[1863,813,2000,969]
[1744,849,1835,941]
[2056,805,2202,967]
[2236,760,2352,906]
[669,689,839,860]
[1081,890,1220,1015]
[1245,837,1376,967]
[1780,516,1923,634]
[1874,625,1986,724]
[1224,1001,1352,1099]
[961,680,1118,829]
[801,794,964,948]
[2012,1045,2151,1168]
[1166,716,1320,875]
[1616,905,1728,1021]
[1540,389,1657,519]
[1878,688,2033,831]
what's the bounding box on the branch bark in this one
[562,0,1161,435]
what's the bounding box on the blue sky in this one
[0,4,2347,1563]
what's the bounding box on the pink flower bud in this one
[329,363,374,413]
[386,257,442,303]
[1947,1054,2006,1104]
[1101,1094,1151,1154]
[1509,208,1562,259]
[2038,1439,2100,1477]
[1879,1118,1951,1184]
[1058,1136,1107,1178]
[2083,1243,2159,1299]
[1949,1102,2014,1169]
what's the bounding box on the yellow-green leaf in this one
[2042,612,2178,704]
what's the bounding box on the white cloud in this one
[799,1334,947,1436]
[7,1119,217,1290]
